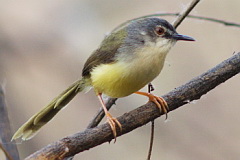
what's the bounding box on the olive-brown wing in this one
[82,29,126,77]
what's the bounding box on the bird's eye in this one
[155,26,165,36]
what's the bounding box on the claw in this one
[148,95,168,119]
[135,92,168,119]
[106,113,122,142]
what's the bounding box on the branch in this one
[0,85,20,160]
[25,52,240,159]
[146,120,154,160]
[172,0,200,28]
[114,11,240,32]
[146,13,240,28]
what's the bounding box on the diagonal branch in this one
[25,52,240,160]
[172,0,200,28]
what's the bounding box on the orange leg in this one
[135,91,168,119]
[97,93,122,142]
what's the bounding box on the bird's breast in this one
[90,46,169,98]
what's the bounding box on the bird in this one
[12,17,194,141]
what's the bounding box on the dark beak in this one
[172,34,195,41]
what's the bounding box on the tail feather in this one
[12,79,86,141]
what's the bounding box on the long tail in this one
[12,79,86,141]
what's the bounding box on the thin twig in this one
[112,0,200,32]
[172,0,201,28]
[25,52,240,160]
[147,121,155,160]
[146,83,155,160]
[143,13,240,28]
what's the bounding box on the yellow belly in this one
[90,46,169,98]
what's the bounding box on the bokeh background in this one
[0,0,240,159]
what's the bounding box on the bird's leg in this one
[135,91,168,119]
[97,93,122,141]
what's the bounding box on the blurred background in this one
[0,0,240,159]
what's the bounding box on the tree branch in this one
[145,13,240,28]
[114,11,240,32]
[25,52,240,160]
[172,0,200,28]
